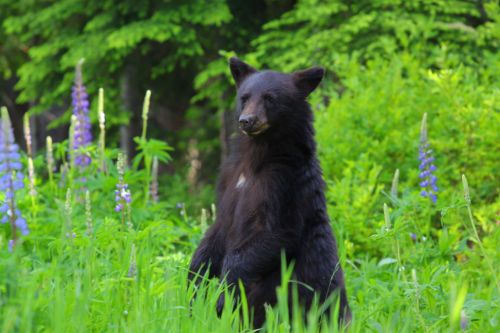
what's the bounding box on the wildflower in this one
[46,136,55,181]
[115,183,132,212]
[177,202,186,216]
[418,113,438,203]
[64,188,75,239]
[24,114,36,199]
[98,88,106,172]
[150,156,159,202]
[71,60,92,167]
[127,243,137,278]
[68,115,76,170]
[411,269,418,284]
[65,187,72,218]
[23,113,36,204]
[85,190,93,237]
[115,153,132,212]
[23,113,33,157]
[460,310,469,330]
[59,162,69,188]
[126,205,134,231]
[24,113,36,200]
[200,208,208,233]
[410,232,417,241]
[383,203,391,230]
[141,90,151,140]
[211,203,216,221]
[0,107,29,249]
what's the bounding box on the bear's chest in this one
[222,168,267,214]
[229,171,261,213]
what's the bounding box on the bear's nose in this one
[239,115,257,131]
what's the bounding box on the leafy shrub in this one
[314,54,499,259]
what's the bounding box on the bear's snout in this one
[239,114,257,132]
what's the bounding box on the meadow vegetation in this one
[0,0,499,332]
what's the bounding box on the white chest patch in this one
[236,173,246,189]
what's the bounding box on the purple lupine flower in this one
[1,107,29,250]
[418,113,438,203]
[71,60,92,167]
[460,310,469,330]
[150,156,159,203]
[115,153,131,213]
[115,183,132,212]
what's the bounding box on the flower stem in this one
[461,175,499,291]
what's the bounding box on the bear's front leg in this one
[188,226,224,286]
[216,229,298,316]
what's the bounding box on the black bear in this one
[189,57,350,327]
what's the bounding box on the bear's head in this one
[229,57,324,137]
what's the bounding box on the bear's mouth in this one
[242,123,270,136]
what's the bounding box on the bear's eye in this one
[263,94,275,105]
[240,94,250,107]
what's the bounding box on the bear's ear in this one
[292,67,325,97]
[229,57,256,88]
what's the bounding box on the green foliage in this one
[0,1,26,79]
[2,0,232,120]
[133,137,173,203]
[315,54,499,259]
[252,0,499,69]
[132,138,173,170]
[191,0,500,178]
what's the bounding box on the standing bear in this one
[189,57,351,327]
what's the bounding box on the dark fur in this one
[189,58,351,327]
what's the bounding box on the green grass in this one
[0,178,497,332]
